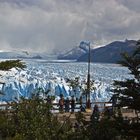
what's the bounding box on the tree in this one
[0,96,73,140]
[0,59,26,71]
[66,77,95,100]
[113,40,140,139]
[113,40,140,112]
[66,77,81,98]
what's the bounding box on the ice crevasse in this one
[0,67,113,102]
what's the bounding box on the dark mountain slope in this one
[77,39,137,63]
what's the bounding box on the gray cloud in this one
[0,0,140,53]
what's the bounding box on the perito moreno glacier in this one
[0,59,132,103]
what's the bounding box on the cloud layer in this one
[0,0,140,53]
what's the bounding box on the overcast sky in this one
[0,0,140,54]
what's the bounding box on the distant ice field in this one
[26,59,131,83]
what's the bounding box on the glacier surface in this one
[0,59,132,103]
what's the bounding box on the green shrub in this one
[0,60,26,71]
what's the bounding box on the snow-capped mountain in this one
[57,39,137,63]
[57,46,87,60]
[0,51,57,60]
[78,39,137,63]
[0,51,29,59]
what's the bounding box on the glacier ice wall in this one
[0,60,132,102]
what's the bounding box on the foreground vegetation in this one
[0,96,139,140]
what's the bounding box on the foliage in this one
[66,77,81,97]
[113,40,140,111]
[70,111,119,140]
[112,40,140,139]
[87,118,119,140]
[0,96,121,140]
[0,59,26,71]
[66,77,95,98]
[72,112,89,139]
[0,96,73,140]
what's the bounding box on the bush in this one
[0,97,73,140]
[0,60,26,71]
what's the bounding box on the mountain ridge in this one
[57,46,86,60]
[0,39,138,63]
[58,39,137,63]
